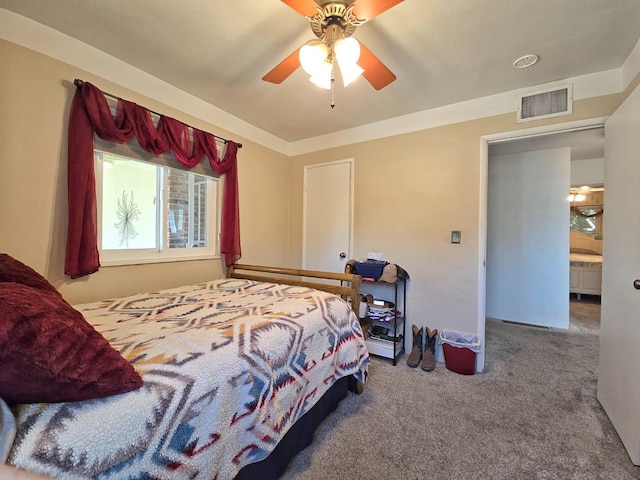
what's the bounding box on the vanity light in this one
[567,193,586,202]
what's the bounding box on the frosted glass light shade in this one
[300,42,329,76]
[299,37,363,89]
[334,37,360,64]
[339,61,364,86]
[335,37,363,86]
[309,60,332,89]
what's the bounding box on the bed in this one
[0,258,369,480]
[569,231,603,298]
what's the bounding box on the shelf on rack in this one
[359,277,407,365]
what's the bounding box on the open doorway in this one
[485,125,604,328]
[476,120,606,371]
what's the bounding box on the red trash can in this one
[439,330,481,375]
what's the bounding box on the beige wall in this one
[289,93,622,355]
[0,40,291,304]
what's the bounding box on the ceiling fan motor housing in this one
[308,2,362,39]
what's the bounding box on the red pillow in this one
[0,283,143,405]
[0,253,60,296]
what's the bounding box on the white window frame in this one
[95,150,221,266]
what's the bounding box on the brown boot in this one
[406,325,423,368]
[421,327,438,371]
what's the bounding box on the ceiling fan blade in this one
[280,0,320,17]
[262,47,302,84]
[352,0,404,22]
[357,42,396,90]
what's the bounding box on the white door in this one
[597,86,640,465]
[486,148,570,328]
[302,159,353,273]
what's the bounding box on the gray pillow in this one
[0,397,16,463]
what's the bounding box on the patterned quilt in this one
[8,278,370,479]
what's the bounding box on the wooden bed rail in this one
[227,263,361,313]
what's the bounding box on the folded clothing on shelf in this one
[368,311,396,322]
[367,299,395,321]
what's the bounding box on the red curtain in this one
[65,81,240,278]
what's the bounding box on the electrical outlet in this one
[368,252,383,261]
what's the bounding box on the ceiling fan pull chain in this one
[331,68,335,108]
[330,25,336,109]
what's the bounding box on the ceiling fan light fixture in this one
[334,37,363,86]
[309,74,332,90]
[334,37,360,64]
[300,42,329,76]
[309,60,333,89]
[339,61,364,86]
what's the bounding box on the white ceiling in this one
[1,0,639,144]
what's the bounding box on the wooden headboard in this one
[227,264,362,313]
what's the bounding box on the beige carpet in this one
[280,296,640,480]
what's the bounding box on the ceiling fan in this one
[263,0,403,91]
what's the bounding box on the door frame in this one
[477,116,608,371]
[302,157,355,271]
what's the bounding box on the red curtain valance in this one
[65,81,241,278]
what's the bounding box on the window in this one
[570,208,602,237]
[95,150,219,265]
[569,188,604,239]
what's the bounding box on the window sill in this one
[100,254,219,267]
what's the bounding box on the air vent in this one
[517,84,572,123]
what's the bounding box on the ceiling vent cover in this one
[517,84,572,123]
